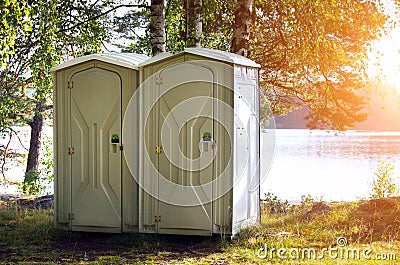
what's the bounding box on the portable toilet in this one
[52,53,149,233]
[137,48,260,236]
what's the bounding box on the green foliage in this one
[113,7,152,55]
[260,192,290,214]
[39,136,54,187]
[165,0,186,52]
[299,194,314,211]
[113,0,235,54]
[115,0,391,130]
[239,199,400,248]
[0,81,32,135]
[115,0,389,130]
[370,160,399,199]
[1,0,108,130]
[201,0,235,50]
[20,136,53,195]
[1,0,108,184]
[20,170,42,195]
[0,0,31,66]
[250,0,388,130]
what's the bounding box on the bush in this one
[20,136,53,195]
[370,160,399,199]
[260,192,290,214]
[21,170,43,194]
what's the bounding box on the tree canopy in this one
[1,0,107,131]
[112,0,389,130]
[0,0,393,133]
[0,0,107,185]
[251,0,388,130]
[0,0,31,67]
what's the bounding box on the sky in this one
[368,0,400,94]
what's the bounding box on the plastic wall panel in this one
[54,59,142,233]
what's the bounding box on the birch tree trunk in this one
[150,0,166,55]
[186,0,202,47]
[231,0,253,57]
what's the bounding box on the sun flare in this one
[368,35,400,94]
[367,1,400,95]
[395,75,400,95]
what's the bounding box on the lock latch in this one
[155,215,161,222]
[156,146,162,154]
[68,147,75,155]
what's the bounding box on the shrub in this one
[370,160,399,199]
[260,192,290,214]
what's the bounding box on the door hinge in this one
[119,145,123,151]
[68,147,75,155]
[68,81,73,89]
[155,77,162,85]
[156,146,162,154]
[68,213,74,220]
[155,215,161,223]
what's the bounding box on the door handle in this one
[111,134,120,154]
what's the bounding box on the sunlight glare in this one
[368,30,400,93]
[396,75,400,94]
[367,1,400,94]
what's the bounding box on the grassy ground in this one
[1,198,400,264]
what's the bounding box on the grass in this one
[1,198,400,264]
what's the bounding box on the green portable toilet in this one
[136,48,261,236]
[52,53,148,233]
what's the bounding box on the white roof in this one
[185,48,260,67]
[51,53,150,71]
[138,52,174,67]
[139,48,260,68]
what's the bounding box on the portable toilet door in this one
[141,62,215,235]
[69,68,122,230]
[52,53,148,233]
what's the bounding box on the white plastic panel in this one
[232,78,260,233]
[157,63,214,234]
[69,68,122,230]
[184,48,260,67]
[54,54,143,233]
[52,53,149,71]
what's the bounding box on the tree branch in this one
[57,4,150,34]
[1,129,13,183]
[8,127,29,152]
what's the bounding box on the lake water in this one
[2,128,400,201]
[261,129,400,202]
[0,126,53,194]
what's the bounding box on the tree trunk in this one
[150,0,166,56]
[231,0,253,57]
[186,0,202,47]
[25,104,43,174]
